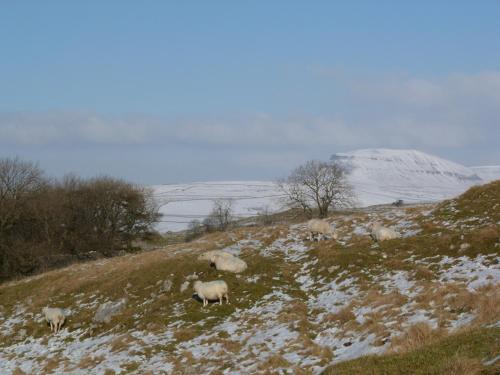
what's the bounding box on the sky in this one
[1,1,499,184]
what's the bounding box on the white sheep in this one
[307,219,338,242]
[193,280,230,307]
[212,254,247,273]
[369,222,401,242]
[42,307,65,334]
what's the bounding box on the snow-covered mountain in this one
[470,165,500,182]
[332,149,483,207]
[152,149,496,232]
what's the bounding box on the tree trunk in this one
[318,205,328,218]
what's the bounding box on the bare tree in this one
[0,157,45,235]
[257,205,274,225]
[279,160,354,218]
[0,157,46,276]
[0,157,45,200]
[185,219,204,241]
[203,199,233,232]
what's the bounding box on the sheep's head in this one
[198,251,212,261]
[368,222,381,231]
[42,307,48,314]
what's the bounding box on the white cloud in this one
[1,71,499,159]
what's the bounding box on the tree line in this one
[1,156,355,280]
[0,157,160,281]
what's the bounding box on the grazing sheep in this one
[42,307,65,334]
[369,222,401,242]
[307,219,338,242]
[212,254,247,273]
[193,280,230,307]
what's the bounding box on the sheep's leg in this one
[219,294,223,305]
[49,321,53,333]
[225,293,230,304]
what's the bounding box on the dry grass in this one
[390,322,446,353]
[297,335,334,363]
[359,311,392,341]
[220,338,243,353]
[414,266,435,280]
[257,354,291,372]
[173,326,199,342]
[476,225,499,242]
[277,299,311,334]
[439,355,483,375]
[77,354,106,369]
[326,327,499,374]
[474,284,500,325]
[414,282,465,309]
[364,289,407,308]
[41,357,63,373]
[324,305,356,325]
[110,334,136,352]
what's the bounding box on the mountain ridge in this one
[153,149,498,232]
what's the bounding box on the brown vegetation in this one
[440,355,483,375]
[390,322,445,353]
[0,157,159,281]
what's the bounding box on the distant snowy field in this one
[152,149,499,232]
[152,181,286,232]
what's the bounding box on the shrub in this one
[0,157,160,281]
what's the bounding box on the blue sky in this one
[1,1,499,183]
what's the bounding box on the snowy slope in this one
[152,149,493,232]
[1,196,499,374]
[332,149,483,207]
[470,166,500,182]
[152,181,286,232]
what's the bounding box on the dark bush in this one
[0,157,160,281]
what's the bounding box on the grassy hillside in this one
[1,182,499,374]
[325,327,499,375]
